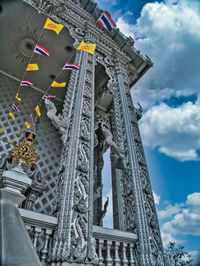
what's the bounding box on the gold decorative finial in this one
[11,132,38,167]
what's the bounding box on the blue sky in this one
[96,0,200,264]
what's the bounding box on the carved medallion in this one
[11,132,38,167]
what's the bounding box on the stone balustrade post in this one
[0,165,41,266]
[106,240,113,266]
[114,241,121,266]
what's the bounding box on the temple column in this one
[50,28,98,265]
[112,58,164,265]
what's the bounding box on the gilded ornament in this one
[11,132,38,167]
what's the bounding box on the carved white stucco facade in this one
[0,0,167,265]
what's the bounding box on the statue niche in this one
[93,118,124,226]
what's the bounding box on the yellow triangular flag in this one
[10,141,14,145]
[9,112,15,120]
[77,41,96,55]
[0,127,5,134]
[35,105,41,117]
[43,18,64,35]
[26,64,39,71]
[16,93,21,101]
[51,81,66,87]
[25,121,30,129]
[0,127,5,138]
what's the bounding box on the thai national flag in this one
[20,80,33,86]
[34,44,49,56]
[42,94,56,100]
[12,104,20,112]
[63,63,80,71]
[98,11,116,31]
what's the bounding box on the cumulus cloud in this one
[131,0,200,108]
[189,250,200,266]
[140,101,200,161]
[160,193,200,246]
[116,0,200,107]
[116,16,135,38]
[158,203,184,219]
[115,0,200,160]
[161,231,185,247]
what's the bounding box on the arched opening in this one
[101,148,113,229]
[93,62,124,229]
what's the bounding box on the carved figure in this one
[101,123,125,169]
[0,154,15,170]
[99,196,109,226]
[44,99,68,138]
[136,102,143,120]
[101,123,124,156]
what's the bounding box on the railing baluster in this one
[129,243,135,265]
[122,242,128,266]
[114,241,121,266]
[33,227,42,249]
[98,239,104,266]
[106,240,113,266]
[40,229,52,262]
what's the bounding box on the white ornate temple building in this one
[0,0,167,265]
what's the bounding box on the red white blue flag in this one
[12,104,20,112]
[63,63,80,71]
[98,11,116,31]
[42,94,56,100]
[20,80,33,86]
[34,44,49,56]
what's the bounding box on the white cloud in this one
[153,191,160,205]
[158,203,184,219]
[189,250,200,266]
[116,16,135,38]
[115,0,200,161]
[161,231,185,247]
[160,193,200,247]
[127,0,200,108]
[140,101,200,161]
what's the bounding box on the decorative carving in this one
[0,154,16,171]
[44,99,68,140]
[101,123,125,167]
[136,103,143,121]
[11,132,38,167]
[99,196,109,226]
[21,1,164,264]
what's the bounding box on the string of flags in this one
[1,9,117,141]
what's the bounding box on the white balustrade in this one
[19,208,57,263]
[93,225,138,265]
[20,210,138,265]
